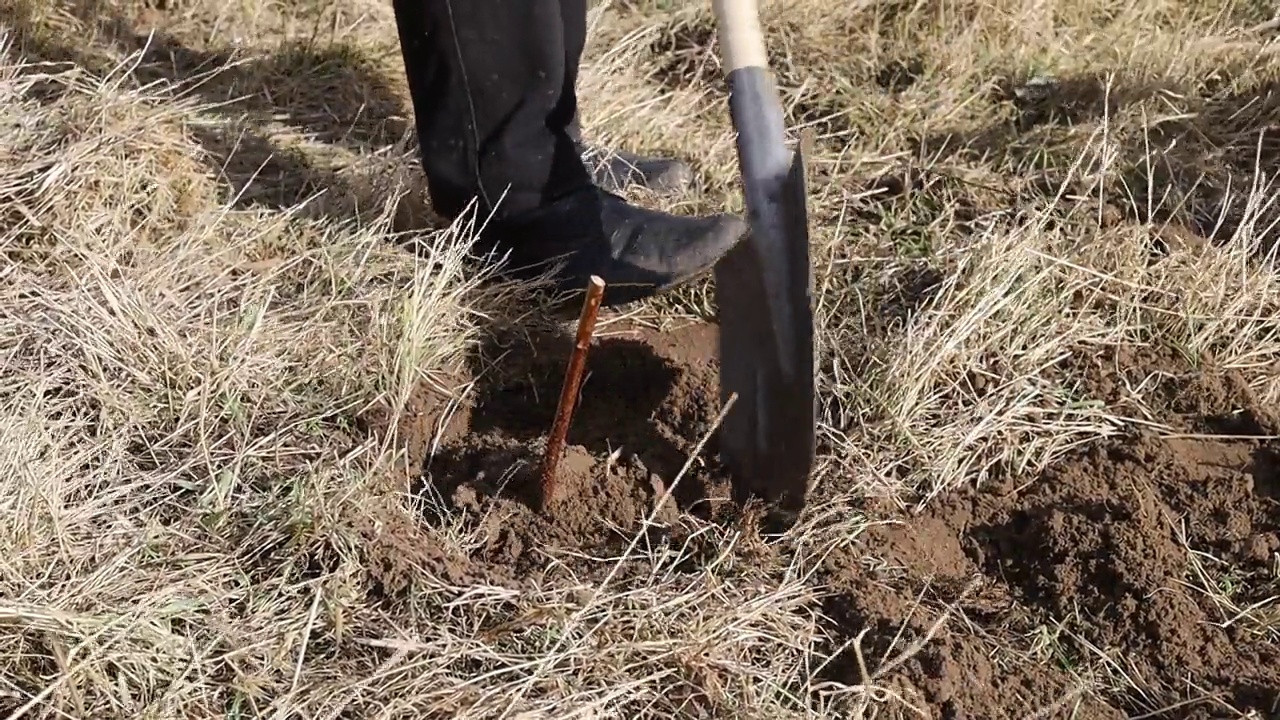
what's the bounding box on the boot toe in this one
[665,214,747,279]
[640,160,694,193]
[596,210,748,305]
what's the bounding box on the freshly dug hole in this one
[393,319,739,587]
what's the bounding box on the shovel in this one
[710,0,816,519]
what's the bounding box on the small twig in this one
[291,580,324,693]
[539,275,606,509]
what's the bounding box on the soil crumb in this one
[821,345,1280,718]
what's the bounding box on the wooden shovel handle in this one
[711,0,770,73]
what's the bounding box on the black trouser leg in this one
[560,0,588,144]
[391,0,592,224]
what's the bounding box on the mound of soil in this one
[823,346,1280,718]
[387,318,736,587]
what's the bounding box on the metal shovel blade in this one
[711,0,816,517]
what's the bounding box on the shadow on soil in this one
[417,320,726,519]
[4,0,430,228]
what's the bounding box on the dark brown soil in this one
[373,319,738,588]
[822,345,1280,718]
[368,317,1280,718]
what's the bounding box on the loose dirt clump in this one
[820,345,1280,718]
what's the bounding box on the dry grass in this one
[2,0,1280,716]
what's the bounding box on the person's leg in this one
[391,0,745,306]
[391,0,589,221]
[559,0,693,194]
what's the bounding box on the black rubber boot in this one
[579,143,695,194]
[481,185,744,306]
[569,119,695,194]
[390,0,739,305]
[558,0,693,194]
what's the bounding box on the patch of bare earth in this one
[821,346,1280,718]
[388,320,736,588]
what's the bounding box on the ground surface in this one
[2,0,1280,717]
